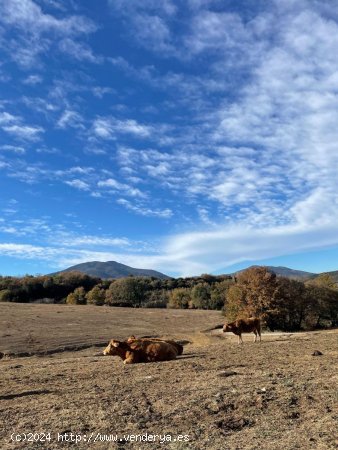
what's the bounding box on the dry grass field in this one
[0,303,337,449]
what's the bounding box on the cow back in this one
[128,339,178,361]
[236,318,260,332]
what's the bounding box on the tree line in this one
[1,267,337,331]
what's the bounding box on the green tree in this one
[210,279,233,310]
[143,289,169,308]
[86,286,106,305]
[105,277,146,307]
[305,274,338,328]
[191,283,211,309]
[167,288,192,309]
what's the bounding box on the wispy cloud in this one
[97,178,145,198]
[3,124,44,141]
[117,198,173,218]
[0,0,97,68]
[58,38,103,63]
[0,110,44,141]
[22,74,43,85]
[108,0,177,54]
[1,0,96,35]
[92,116,153,140]
[0,145,25,154]
[56,109,84,129]
[65,179,90,191]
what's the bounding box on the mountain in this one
[52,261,170,280]
[235,265,317,280]
[319,270,338,283]
[266,266,317,280]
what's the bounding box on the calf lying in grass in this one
[126,335,183,356]
[103,337,182,364]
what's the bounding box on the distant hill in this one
[319,270,338,283]
[235,265,317,280]
[266,266,317,280]
[52,261,170,280]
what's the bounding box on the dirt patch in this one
[0,303,337,449]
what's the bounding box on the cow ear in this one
[112,341,120,347]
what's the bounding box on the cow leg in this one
[123,351,137,364]
[238,334,243,345]
[253,330,257,342]
[123,357,134,364]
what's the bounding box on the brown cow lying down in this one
[223,317,261,344]
[103,338,181,364]
[126,335,183,356]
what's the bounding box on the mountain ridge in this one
[234,265,317,280]
[51,261,338,283]
[51,260,170,280]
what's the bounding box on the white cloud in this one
[3,124,44,141]
[22,74,43,85]
[56,109,84,129]
[59,235,131,248]
[58,38,103,63]
[0,112,19,125]
[1,0,96,35]
[97,178,126,190]
[98,178,145,198]
[107,0,176,54]
[92,118,114,139]
[0,0,97,67]
[64,179,90,191]
[0,243,59,260]
[0,110,44,141]
[0,145,25,154]
[117,198,173,218]
[91,86,115,98]
[92,116,153,140]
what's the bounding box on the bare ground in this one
[0,303,337,450]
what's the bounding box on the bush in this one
[167,288,192,309]
[86,286,106,305]
[66,286,87,305]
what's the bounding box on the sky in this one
[1,0,338,277]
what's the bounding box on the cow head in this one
[103,339,128,356]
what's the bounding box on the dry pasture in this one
[0,303,337,449]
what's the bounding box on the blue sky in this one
[1,0,338,277]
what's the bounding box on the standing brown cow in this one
[223,317,261,344]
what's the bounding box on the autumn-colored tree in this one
[225,284,247,321]
[235,267,279,319]
[66,286,87,305]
